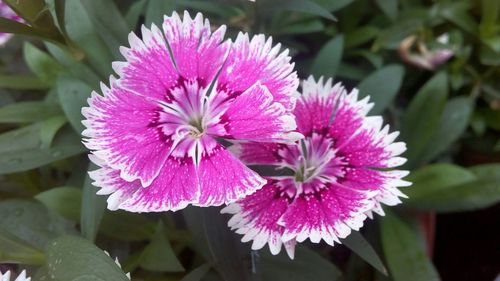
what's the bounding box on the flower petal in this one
[196,138,266,206]
[222,179,290,256]
[230,142,286,166]
[217,82,302,142]
[217,33,298,110]
[163,11,230,86]
[82,82,173,187]
[113,24,178,101]
[280,183,375,245]
[90,155,199,212]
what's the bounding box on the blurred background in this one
[0,0,499,280]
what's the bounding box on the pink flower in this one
[82,11,301,212]
[0,270,30,281]
[222,77,410,258]
[0,0,23,45]
[398,34,454,70]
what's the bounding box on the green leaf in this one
[310,35,344,78]
[257,245,342,281]
[0,124,85,174]
[357,64,405,115]
[35,186,82,221]
[40,115,68,149]
[181,263,212,281]
[406,163,500,212]
[375,0,398,20]
[0,101,61,124]
[125,0,147,29]
[45,42,101,87]
[0,228,45,265]
[23,42,64,84]
[139,222,184,272]
[345,26,380,48]
[64,0,114,78]
[269,0,336,21]
[80,165,106,242]
[184,206,252,280]
[311,0,354,12]
[272,19,325,35]
[380,211,440,281]
[341,232,387,275]
[100,211,156,241]
[56,76,93,134]
[419,97,473,163]
[81,0,129,59]
[0,74,49,90]
[405,164,476,201]
[46,235,130,281]
[401,72,448,169]
[479,0,500,38]
[0,17,53,41]
[145,0,177,26]
[0,199,75,249]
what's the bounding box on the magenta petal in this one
[163,11,230,86]
[118,156,199,212]
[232,143,285,166]
[114,24,178,102]
[90,155,199,212]
[222,180,290,255]
[281,184,374,245]
[217,33,298,110]
[197,139,266,206]
[219,82,302,142]
[82,83,172,187]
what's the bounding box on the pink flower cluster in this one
[83,11,409,258]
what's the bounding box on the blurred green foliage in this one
[0,0,499,280]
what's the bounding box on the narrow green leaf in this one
[341,232,387,275]
[81,0,130,59]
[257,245,342,281]
[311,0,354,12]
[0,124,85,174]
[56,76,93,134]
[46,235,130,281]
[184,206,252,280]
[23,42,64,84]
[0,199,76,249]
[45,42,101,87]
[100,211,156,241]
[181,263,212,281]
[479,0,500,38]
[419,97,473,163]
[381,211,440,281]
[357,64,405,114]
[0,17,52,41]
[145,0,177,26]
[310,35,344,78]
[375,0,398,20]
[401,72,448,169]
[40,115,68,149]
[64,0,114,77]
[139,222,184,272]
[0,101,61,124]
[80,165,106,242]
[0,228,45,265]
[0,74,49,90]
[125,0,147,29]
[345,26,380,48]
[405,164,476,201]
[271,19,324,35]
[406,163,500,212]
[35,186,82,221]
[268,0,337,21]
